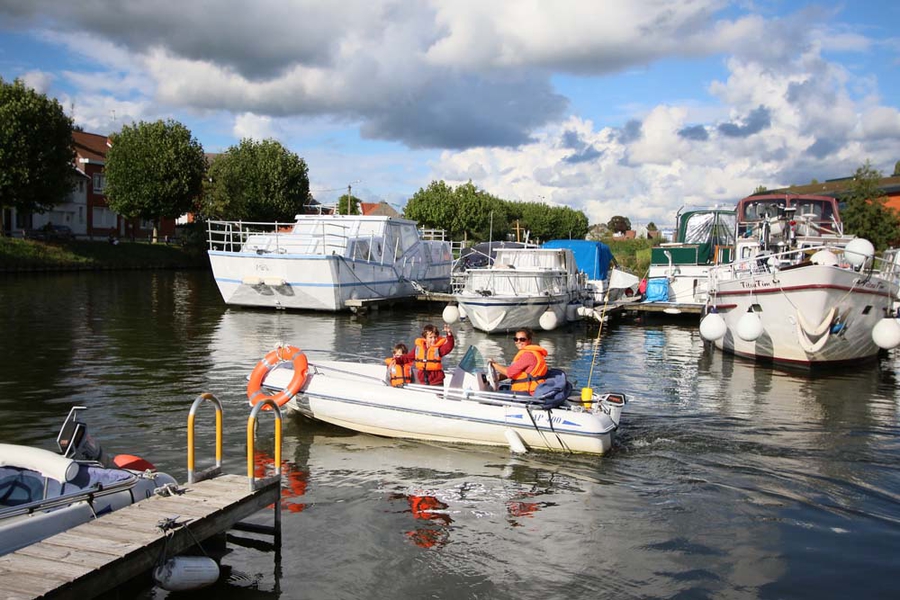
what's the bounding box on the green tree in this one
[204,138,309,223]
[404,180,460,235]
[840,160,900,250]
[647,221,658,231]
[106,119,206,241]
[607,215,631,234]
[552,205,590,239]
[893,161,900,177]
[336,193,361,215]
[0,77,75,233]
[753,185,768,194]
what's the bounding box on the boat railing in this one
[708,244,900,284]
[457,268,581,296]
[206,219,351,256]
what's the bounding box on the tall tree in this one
[404,180,458,234]
[204,138,309,222]
[607,215,631,233]
[840,160,900,250]
[0,77,75,233]
[106,119,206,241]
[893,161,900,177]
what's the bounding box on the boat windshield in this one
[456,345,488,374]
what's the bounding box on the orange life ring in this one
[247,346,309,408]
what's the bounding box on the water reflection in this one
[3,273,900,599]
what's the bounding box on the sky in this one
[1,0,898,228]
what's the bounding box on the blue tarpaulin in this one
[541,240,613,280]
[644,278,670,302]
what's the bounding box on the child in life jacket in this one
[392,324,454,386]
[385,343,413,387]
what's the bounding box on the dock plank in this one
[0,473,280,600]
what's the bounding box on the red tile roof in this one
[73,131,110,163]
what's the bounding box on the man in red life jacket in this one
[489,328,548,395]
[393,324,454,386]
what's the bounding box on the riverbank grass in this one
[0,236,208,270]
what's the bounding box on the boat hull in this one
[209,253,448,311]
[710,264,897,366]
[456,292,577,333]
[278,361,623,455]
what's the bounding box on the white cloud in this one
[21,70,53,93]
[233,113,281,141]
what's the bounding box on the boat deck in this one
[0,473,280,599]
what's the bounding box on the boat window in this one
[683,213,737,245]
[0,468,45,507]
[791,200,833,221]
[742,200,785,221]
[457,346,486,374]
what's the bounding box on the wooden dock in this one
[0,473,280,600]
[615,301,703,316]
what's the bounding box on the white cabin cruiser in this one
[207,214,452,311]
[700,194,900,367]
[0,407,176,556]
[451,247,590,333]
[248,345,631,455]
[646,207,736,307]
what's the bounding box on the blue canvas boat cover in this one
[541,240,613,280]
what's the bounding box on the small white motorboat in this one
[451,246,589,333]
[0,407,177,556]
[247,345,631,455]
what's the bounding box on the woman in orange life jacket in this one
[488,327,548,395]
[385,343,413,387]
[393,324,455,386]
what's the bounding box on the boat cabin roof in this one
[736,194,840,237]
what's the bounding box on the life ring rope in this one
[247,345,309,408]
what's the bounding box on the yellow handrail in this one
[247,400,283,492]
[187,392,223,484]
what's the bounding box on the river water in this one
[1,270,899,599]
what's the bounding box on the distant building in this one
[360,201,400,218]
[4,130,177,240]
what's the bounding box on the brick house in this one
[73,131,176,241]
[2,131,176,239]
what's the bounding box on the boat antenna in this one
[584,280,613,394]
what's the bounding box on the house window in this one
[92,207,115,228]
[92,173,106,194]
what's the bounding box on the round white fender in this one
[872,317,900,350]
[539,310,558,331]
[699,312,727,341]
[153,556,220,591]
[736,311,763,342]
[844,238,875,268]
[442,305,460,324]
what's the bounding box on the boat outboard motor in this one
[56,406,110,467]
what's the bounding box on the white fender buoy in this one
[872,317,900,350]
[539,310,558,331]
[442,305,460,324]
[810,250,839,266]
[153,556,220,591]
[699,312,727,341]
[736,311,763,342]
[566,302,579,322]
[504,429,528,454]
[844,238,875,268]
